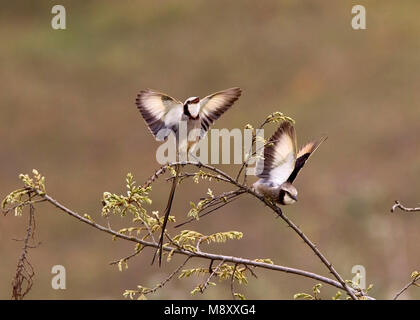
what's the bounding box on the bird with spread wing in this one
[135,87,241,266]
[253,120,327,206]
[174,119,326,229]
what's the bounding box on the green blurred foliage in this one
[1,0,419,299]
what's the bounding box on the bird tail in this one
[152,164,180,267]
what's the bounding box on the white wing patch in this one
[257,121,297,184]
[269,152,296,184]
[199,87,242,138]
[136,89,183,141]
[268,131,296,184]
[164,106,183,127]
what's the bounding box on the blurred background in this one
[1,0,419,300]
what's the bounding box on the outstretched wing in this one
[199,87,242,137]
[256,121,297,185]
[287,136,327,183]
[135,89,183,141]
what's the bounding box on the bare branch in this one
[110,250,142,266]
[11,203,37,300]
[175,190,245,228]
[142,257,191,295]
[142,165,168,189]
[198,260,225,294]
[244,264,258,279]
[231,263,238,300]
[391,201,420,213]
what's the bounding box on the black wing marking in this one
[287,136,327,183]
[199,87,242,137]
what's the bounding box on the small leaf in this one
[293,293,314,300]
[234,293,246,300]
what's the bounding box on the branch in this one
[235,117,269,183]
[165,161,359,300]
[391,201,420,213]
[3,198,46,216]
[11,202,37,300]
[142,257,191,295]
[198,260,225,294]
[4,163,373,299]
[175,189,245,228]
[32,191,362,295]
[393,271,420,300]
[231,263,238,300]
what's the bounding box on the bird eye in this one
[192,97,199,104]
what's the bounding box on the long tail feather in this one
[152,164,180,267]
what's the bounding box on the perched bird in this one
[136,87,242,265]
[252,120,326,206]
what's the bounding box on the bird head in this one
[184,96,200,119]
[279,182,298,205]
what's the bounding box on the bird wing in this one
[287,136,327,183]
[199,87,242,138]
[256,121,297,185]
[136,89,183,141]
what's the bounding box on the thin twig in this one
[199,260,224,294]
[231,263,238,300]
[236,117,269,182]
[142,220,157,245]
[142,257,191,295]
[142,166,168,188]
[166,172,230,184]
[3,199,46,216]
[110,250,142,266]
[11,203,37,299]
[174,190,244,228]
[393,275,420,300]
[391,201,420,213]
[245,264,258,279]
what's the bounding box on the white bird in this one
[136,87,242,266]
[253,120,326,206]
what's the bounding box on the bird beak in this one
[290,194,298,201]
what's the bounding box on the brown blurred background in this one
[1,1,419,300]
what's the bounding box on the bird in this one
[252,120,326,206]
[135,87,242,266]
